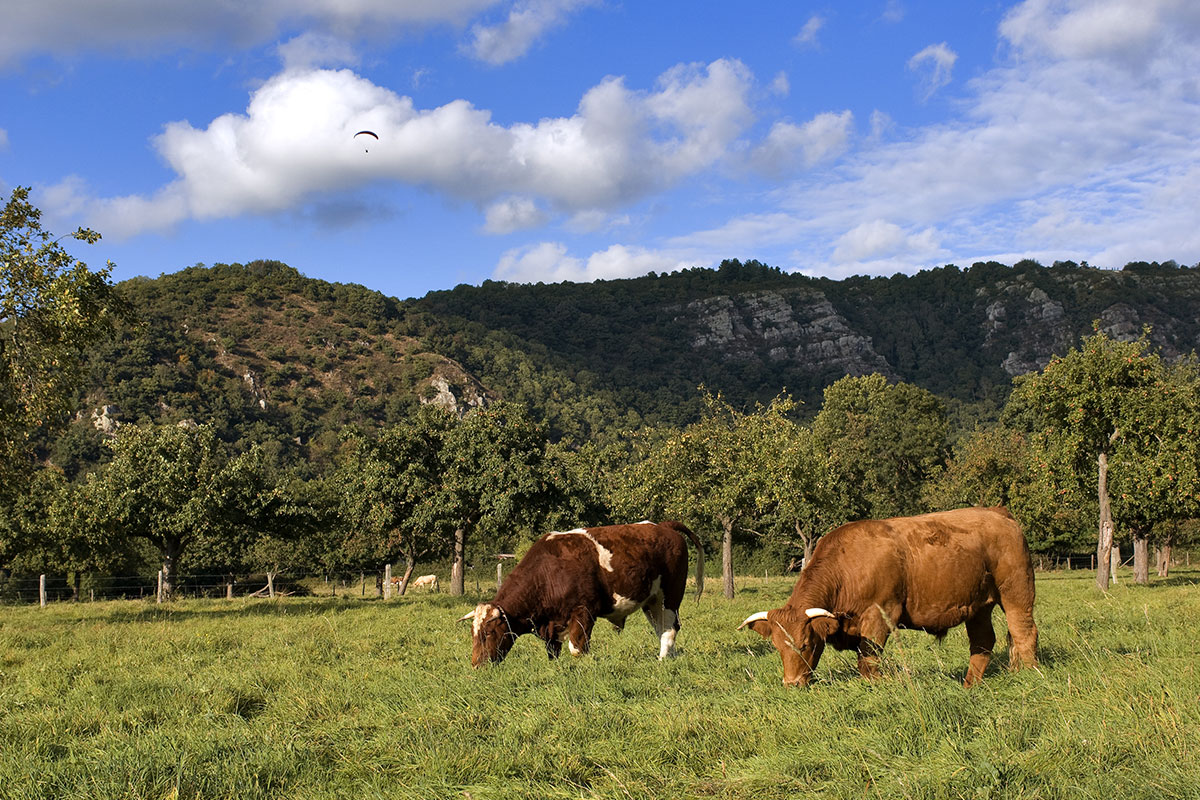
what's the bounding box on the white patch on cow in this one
[611,593,640,616]
[471,603,500,637]
[567,639,584,656]
[545,528,614,572]
[657,609,679,659]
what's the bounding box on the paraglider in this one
[354,130,378,152]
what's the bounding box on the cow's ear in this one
[805,610,842,639]
[738,611,773,639]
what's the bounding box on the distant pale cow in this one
[411,574,440,592]
[388,573,440,594]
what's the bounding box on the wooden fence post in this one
[384,564,393,600]
[156,570,164,604]
[226,582,233,599]
[39,574,46,608]
[267,572,275,599]
[496,562,503,589]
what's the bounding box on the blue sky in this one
[2,1,1198,302]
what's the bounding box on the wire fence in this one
[2,550,1192,606]
[0,570,404,606]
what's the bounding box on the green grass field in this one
[2,569,1198,799]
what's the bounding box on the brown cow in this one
[459,521,704,667]
[739,507,1038,688]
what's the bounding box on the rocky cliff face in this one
[670,267,1200,388]
[677,288,896,378]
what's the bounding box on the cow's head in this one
[458,603,516,667]
[738,607,842,687]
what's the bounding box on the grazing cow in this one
[739,507,1038,688]
[459,521,704,667]
[411,574,440,592]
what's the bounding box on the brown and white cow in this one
[459,521,704,667]
[739,507,1038,688]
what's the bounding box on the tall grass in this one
[1,570,1198,799]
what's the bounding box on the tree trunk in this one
[721,516,735,599]
[796,521,815,566]
[397,556,416,596]
[1156,535,1173,578]
[1095,451,1114,592]
[1132,533,1150,585]
[161,536,181,600]
[450,526,466,596]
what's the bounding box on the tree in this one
[1,187,120,503]
[87,423,271,598]
[333,408,454,594]
[622,392,773,598]
[1007,329,1167,591]
[1109,360,1200,583]
[744,395,845,565]
[434,402,553,596]
[812,374,948,520]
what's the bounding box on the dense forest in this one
[4,195,1199,602]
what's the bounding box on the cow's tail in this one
[662,520,704,600]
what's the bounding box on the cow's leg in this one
[642,598,680,659]
[855,604,896,679]
[1000,603,1038,672]
[541,622,563,660]
[566,607,594,657]
[856,638,885,679]
[544,637,562,660]
[964,607,997,687]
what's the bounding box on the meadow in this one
[1,569,1198,800]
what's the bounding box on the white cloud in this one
[1000,0,1200,68]
[770,71,790,97]
[0,127,8,151]
[673,0,1200,277]
[793,15,823,48]
[466,0,596,65]
[868,110,893,141]
[483,196,547,233]
[493,241,691,283]
[908,42,958,100]
[0,0,503,65]
[277,32,359,71]
[749,111,853,176]
[831,220,942,263]
[54,58,759,237]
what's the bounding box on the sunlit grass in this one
[2,570,1198,798]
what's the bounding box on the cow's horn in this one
[457,610,475,623]
[805,607,835,619]
[737,611,770,630]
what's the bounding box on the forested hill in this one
[413,258,1200,430]
[51,258,1200,473]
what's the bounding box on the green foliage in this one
[1108,358,1200,537]
[332,406,456,576]
[1,187,121,490]
[813,374,949,520]
[85,424,281,596]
